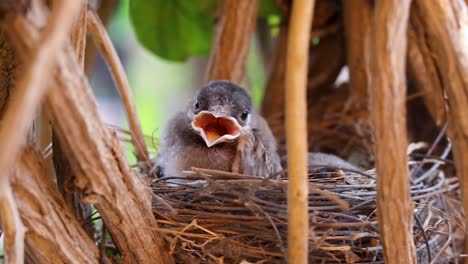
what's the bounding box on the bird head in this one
[188,81,252,147]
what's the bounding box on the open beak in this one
[191,111,241,147]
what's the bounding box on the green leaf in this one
[259,0,280,17]
[129,0,217,62]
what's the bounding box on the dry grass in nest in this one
[150,156,462,264]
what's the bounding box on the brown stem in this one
[285,0,315,263]
[414,0,468,254]
[53,132,95,238]
[55,0,93,238]
[5,4,174,261]
[205,0,259,83]
[0,31,18,118]
[342,0,372,98]
[0,0,81,261]
[0,184,25,264]
[84,0,118,74]
[72,0,88,66]
[370,0,416,263]
[0,0,81,183]
[87,10,149,163]
[407,5,446,126]
[12,149,102,263]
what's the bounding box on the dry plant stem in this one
[84,0,117,74]
[407,6,446,126]
[151,162,457,263]
[0,184,25,264]
[12,149,101,263]
[370,0,416,263]
[87,10,148,162]
[414,0,468,253]
[0,32,18,117]
[342,0,372,98]
[5,4,173,262]
[53,133,94,238]
[0,0,81,181]
[56,0,92,237]
[0,0,82,262]
[285,0,315,263]
[205,0,259,83]
[72,0,88,66]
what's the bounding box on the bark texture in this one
[407,5,447,126]
[71,0,88,66]
[206,0,259,83]
[286,0,315,263]
[414,0,468,252]
[4,3,173,264]
[343,0,372,98]
[54,0,93,238]
[53,133,94,238]
[13,149,101,264]
[0,31,18,117]
[370,0,417,263]
[0,0,82,262]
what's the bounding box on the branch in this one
[12,149,102,263]
[72,0,88,66]
[370,0,416,263]
[414,0,468,253]
[342,0,372,98]
[0,0,82,262]
[53,132,95,238]
[84,0,118,74]
[87,10,149,163]
[285,0,315,263]
[55,0,93,238]
[5,4,173,262]
[0,0,81,183]
[0,184,25,264]
[0,31,18,115]
[407,6,446,126]
[205,0,259,83]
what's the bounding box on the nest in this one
[150,156,462,264]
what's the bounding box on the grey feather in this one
[155,81,282,177]
[239,112,283,176]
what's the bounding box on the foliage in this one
[129,0,279,62]
[129,0,216,61]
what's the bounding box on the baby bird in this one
[155,81,283,177]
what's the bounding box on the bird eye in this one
[194,100,200,109]
[240,110,249,121]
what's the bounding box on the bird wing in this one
[237,114,283,177]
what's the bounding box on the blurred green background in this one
[90,0,274,160]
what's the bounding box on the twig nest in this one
[151,160,461,263]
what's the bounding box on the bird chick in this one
[155,81,282,177]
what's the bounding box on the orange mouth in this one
[191,111,241,147]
